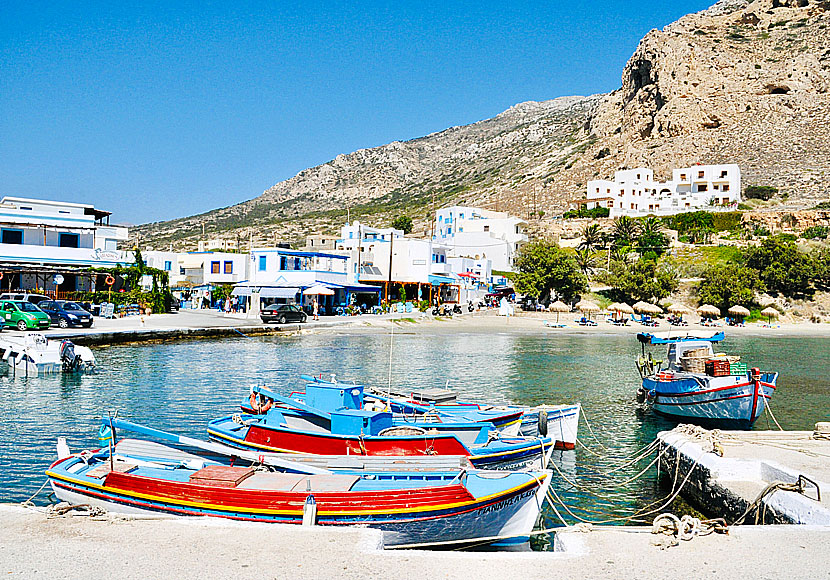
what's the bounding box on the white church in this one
[576,164,741,218]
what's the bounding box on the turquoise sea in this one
[1,328,828,538]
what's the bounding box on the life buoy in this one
[105,275,115,286]
[249,392,274,414]
[537,409,549,437]
[0,272,4,281]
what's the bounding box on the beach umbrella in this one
[697,304,721,318]
[303,284,334,296]
[761,306,780,324]
[548,300,569,323]
[728,305,750,317]
[667,303,690,315]
[576,299,600,320]
[634,301,662,314]
[614,302,634,314]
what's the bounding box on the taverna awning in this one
[429,274,457,286]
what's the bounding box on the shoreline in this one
[34,308,830,346]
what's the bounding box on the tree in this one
[744,235,813,296]
[697,264,762,311]
[637,217,670,257]
[513,241,587,302]
[611,216,640,249]
[812,247,830,291]
[574,248,598,278]
[579,223,605,252]
[744,185,778,201]
[610,259,678,303]
[391,215,413,234]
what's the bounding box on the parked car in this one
[0,292,49,305]
[38,300,94,328]
[260,304,307,324]
[0,300,51,331]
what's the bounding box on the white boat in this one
[0,333,95,376]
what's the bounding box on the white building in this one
[581,164,741,218]
[233,247,380,314]
[434,206,527,271]
[0,196,131,294]
[197,239,241,252]
[334,221,454,303]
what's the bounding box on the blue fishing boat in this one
[46,419,552,549]
[213,381,554,470]
[635,331,778,429]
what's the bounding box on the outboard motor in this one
[59,340,82,372]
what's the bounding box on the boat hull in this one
[207,416,553,471]
[47,455,547,549]
[642,372,777,429]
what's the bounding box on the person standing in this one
[312,299,319,321]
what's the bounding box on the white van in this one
[0,293,50,305]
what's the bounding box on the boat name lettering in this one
[477,488,536,516]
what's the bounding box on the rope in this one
[46,502,108,519]
[651,513,728,547]
[731,480,804,526]
[764,399,784,431]
[21,479,51,509]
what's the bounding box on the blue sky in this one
[0,1,712,224]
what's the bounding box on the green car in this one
[0,300,51,331]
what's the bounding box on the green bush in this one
[744,185,778,201]
[563,207,610,219]
[711,211,743,232]
[802,226,829,239]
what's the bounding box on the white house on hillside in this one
[579,164,741,218]
[434,206,527,271]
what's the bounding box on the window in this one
[698,184,707,192]
[698,171,704,179]
[483,225,490,232]
[438,216,443,223]
[447,227,452,235]
[1,229,23,245]
[163,261,172,271]
[458,227,463,232]
[59,233,79,248]
[224,261,233,274]
[637,174,641,180]
[713,184,719,190]
[211,261,220,274]
[680,173,687,181]
[723,184,729,192]
[258,255,267,271]
[720,170,728,178]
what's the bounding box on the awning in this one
[328,282,382,293]
[429,274,457,286]
[232,286,300,298]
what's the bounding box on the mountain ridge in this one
[134,0,830,250]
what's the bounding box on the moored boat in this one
[46,428,551,549]
[215,381,554,470]
[635,331,778,429]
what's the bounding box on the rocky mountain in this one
[134,0,830,251]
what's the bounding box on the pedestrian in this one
[224,296,232,315]
[312,299,319,321]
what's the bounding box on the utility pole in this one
[356,223,362,284]
[430,190,435,239]
[387,231,394,302]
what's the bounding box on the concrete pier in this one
[2,505,828,579]
[657,427,830,525]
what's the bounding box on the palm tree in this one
[579,223,605,252]
[612,216,640,248]
[574,247,597,278]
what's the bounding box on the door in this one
[2,302,18,324]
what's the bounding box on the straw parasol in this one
[697,304,721,318]
[761,306,780,324]
[609,302,634,320]
[728,304,750,317]
[634,301,663,315]
[667,303,690,315]
[576,299,600,320]
[548,300,570,323]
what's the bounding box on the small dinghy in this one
[46,419,552,549]
[0,333,94,376]
[635,331,778,429]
